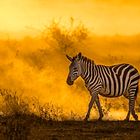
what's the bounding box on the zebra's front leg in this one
[84,94,96,121]
[95,95,103,121]
[124,110,130,121]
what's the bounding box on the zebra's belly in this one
[99,92,122,98]
[98,86,123,97]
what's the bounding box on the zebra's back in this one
[96,64,139,97]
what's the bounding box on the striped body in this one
[66,53,139,121]
[82,60,139,98]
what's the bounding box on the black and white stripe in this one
[66,53,139,121]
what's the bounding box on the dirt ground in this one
[30,121,140,140]
[0,115,140,140]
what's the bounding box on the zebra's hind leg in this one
[123,95,131,121]
[129,94,138,121]
[124,87,138,121]
[125,88,138,121]
[124,97,138,121]
[95,95,103,120]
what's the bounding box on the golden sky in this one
[0,0,140,35]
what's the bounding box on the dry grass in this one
[0,89,139,139]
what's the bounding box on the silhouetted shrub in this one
[31,97,65,121]
[42,18,88,55]
[0,89,30,116]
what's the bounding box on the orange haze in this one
[0,0,140,120]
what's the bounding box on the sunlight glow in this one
[0,0,140,36]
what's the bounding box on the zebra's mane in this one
[72,53,94,65]
[81,55,94,65]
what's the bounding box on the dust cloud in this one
[0,20,140,120]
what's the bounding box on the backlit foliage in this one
[42,18,88,55]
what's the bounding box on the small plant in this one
[0,89,31,139]
[102,98,111,117]
[70,111,82,120]
[31,97,65,121]
[0,89,30,116]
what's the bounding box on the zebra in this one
[66,52,140,121]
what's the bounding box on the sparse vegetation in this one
[0,89,30,116]
[0,88,139,139]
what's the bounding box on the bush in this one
[0,89,30,116]
[31,96,65,121]
[42,18,88,55]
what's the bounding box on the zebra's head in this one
[66,52,82,85]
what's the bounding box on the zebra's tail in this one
[134,75,140,98]
[134,86,139,99]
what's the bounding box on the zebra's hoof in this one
[98,114,103,121]
[83,118,88,122]
[124,118,129,122]
[134,114,138,121]
[98,117,103,121]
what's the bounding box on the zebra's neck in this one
[80,57,99,87]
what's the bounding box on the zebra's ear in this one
[77,52,82,60]
[66,55,73,62]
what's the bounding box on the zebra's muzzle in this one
[67,77,74,85]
